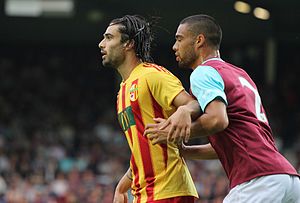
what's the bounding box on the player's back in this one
[203,59,299,189]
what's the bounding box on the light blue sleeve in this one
[190,65,227,112]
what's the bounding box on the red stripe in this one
[151,63,168,73]
[131,79,155,202]
[155,65,167,72]
[144,63,164,72]
[122,84,141,201]
[130,156,141,203]
[121,85,133,145]
[128,129,141,200]
[153,196,195,203]
[150,94,168,169]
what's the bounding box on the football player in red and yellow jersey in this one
[98,15,210,203]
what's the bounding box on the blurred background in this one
[0,0,300,202]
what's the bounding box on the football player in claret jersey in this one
[98,15,203,203]
[145,14,300,202]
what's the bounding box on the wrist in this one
[187,100,202,119]
[178,105,192,116]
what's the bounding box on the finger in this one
[168,126,180,142]
[148,133,159,140]
[153,117,166,123]
[179,127,187,144]
[174,127,184,144]
[185,126,191,143]
[167,126,176,142]
[144,128,159,136]
[152,137,165,145]
[151,138,159,145]
[145,123,159,130]
[172,127,181,143]
[158,119,170,130]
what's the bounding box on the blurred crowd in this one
[0,45,299,203]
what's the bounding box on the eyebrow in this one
[175,34,183,39]
[103,33,113,38]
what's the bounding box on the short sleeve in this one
[146,71,184,111]
[190,65,227,112]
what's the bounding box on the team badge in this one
[129,84,138,101]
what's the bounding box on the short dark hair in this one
[180,14,222,49]
[110,15,153,62]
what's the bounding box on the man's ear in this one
[124,40,135,50]
[196,34,205,48]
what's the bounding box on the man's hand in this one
[144,118,170,145]
[159,106,192,143]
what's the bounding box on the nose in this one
[172,42,177,52]
[98,39,104,49]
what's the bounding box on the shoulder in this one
[191,65,222,83]
[142,63,178,80]
[142,63,171,73]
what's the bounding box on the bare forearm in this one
[190,114,224,138]
[116,168,132,193]
[181,143,218,160]
[172,91,201,120]
[190,100,228,138]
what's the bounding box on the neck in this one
[191,49,220,70]
[202,50,220,63]
[118,54,142,81]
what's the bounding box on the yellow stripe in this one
[139,83,167,185]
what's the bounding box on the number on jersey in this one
[239,77,268,123]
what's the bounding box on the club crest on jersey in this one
[129,84,138,101]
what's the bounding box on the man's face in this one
[172,23,198,69]
[98,24,126,68]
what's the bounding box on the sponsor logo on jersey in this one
[118,106,135,132]
[129,84,138,101]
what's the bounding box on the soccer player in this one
[98,15,200,203]
[145,14,300,202]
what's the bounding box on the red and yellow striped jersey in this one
[117,63,198,202]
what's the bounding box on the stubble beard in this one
[178,51,197,69]
[102,59,114,68]
[102,55,123,69]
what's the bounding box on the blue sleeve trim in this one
[190,65,227,112]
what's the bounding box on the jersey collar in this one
[122,62,144,84]
[202,57,224,65]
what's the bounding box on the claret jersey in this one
[191,58,299,189]
[117,63,198,202]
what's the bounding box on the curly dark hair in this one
[110,15,153,63]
